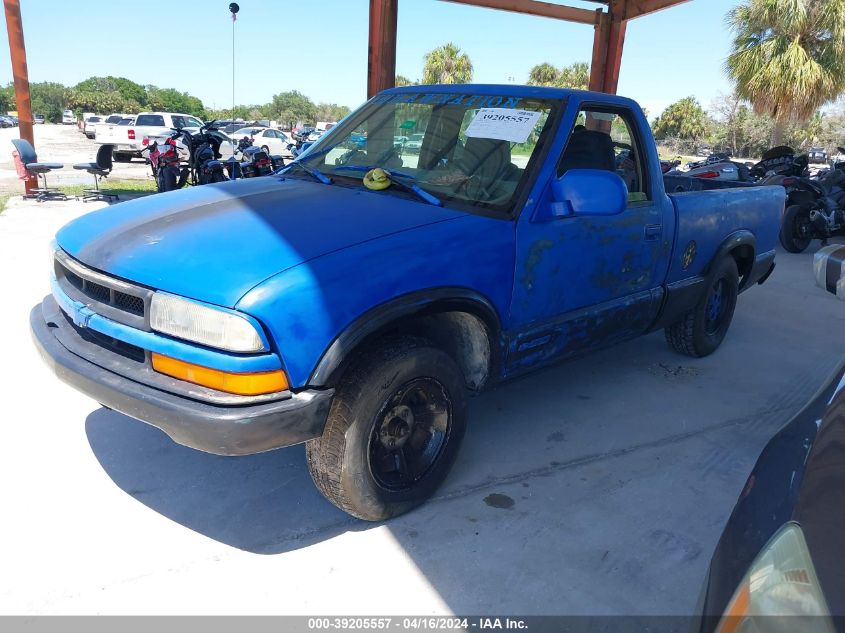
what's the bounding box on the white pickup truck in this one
[96,111,205,162]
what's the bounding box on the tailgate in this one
[666,185,784,284]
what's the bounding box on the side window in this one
[171,115,187,129]
[557,107,650,204]
[187,117,203,128]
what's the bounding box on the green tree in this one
[652,97,708,142]
[395,75,415,87]
[74,76,147,108]
[727,0,845,144]
[527,62,589,89]
[145,86,205,117]
[0,82,15,113]
[421,43,473,85]
[29,82,67,123]
[269,90,316,129]
[527,63,559,86]
[315,102,351,122]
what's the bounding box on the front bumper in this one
[31,297,333,456]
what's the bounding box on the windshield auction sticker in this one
[465,108,542,143]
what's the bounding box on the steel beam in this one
[438,0,596,25]
[3,0,35,194]
[367,0,398,98]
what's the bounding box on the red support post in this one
[3,0,35,194]
[588,1,627,95]
[367,0,398,98]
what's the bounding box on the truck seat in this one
[558,130,615,173]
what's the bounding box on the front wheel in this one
[665,256,739,357]
[306,337,467,521]
[779,205,813,253]
[157,167,178,192]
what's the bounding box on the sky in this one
[0,0,740,118]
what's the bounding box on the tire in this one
[113,152,132,163]
[210,169,227,183]
[665,256,739,358]
[779,205,813,253]
[157,167,178,192]
[306,336,468,521]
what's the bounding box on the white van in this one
[61,109,76,125]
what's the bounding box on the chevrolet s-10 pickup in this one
[31,85,784,520]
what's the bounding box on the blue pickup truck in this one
[31,85,784,520]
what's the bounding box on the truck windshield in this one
[297,92,558,213]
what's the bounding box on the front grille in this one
[54,252,149,323]
[114,291,145,315]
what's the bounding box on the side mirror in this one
[541,169,628,220]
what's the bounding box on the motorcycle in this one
[779,167,845,253]
[178,122,228,185]
[224,135,279,178]
[140,131,188,192]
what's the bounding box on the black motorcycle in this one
[225,135,279,178]
[779,168,845,253]
[178,122,228,185]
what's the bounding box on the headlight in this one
[150,293,265,353]
[716,523,833,633]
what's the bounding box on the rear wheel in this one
[779,205,813,253]
[665,256,739,357]
[306,337,467,521]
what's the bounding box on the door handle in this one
[644,224,662,241]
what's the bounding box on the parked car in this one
[404,132,425,153]
[31,85,784,522]
[0,115,15,128]
[82,115,103,139]
[809,146,828,164]
[232,126,294,158]
[61,109,76,125]
[97,112,204,162]
[698,244,845,632]
[33,114,45,124]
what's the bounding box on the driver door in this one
[508,105,667,369]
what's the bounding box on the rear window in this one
[117,118,134,125]
[105,115,122,124]
[136,114,165,126]
[86,116,102,123]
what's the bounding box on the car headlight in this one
[716,523,833,633]
[150,293,265,353]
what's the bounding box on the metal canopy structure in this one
[367,0,690,97]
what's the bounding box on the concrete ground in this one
[2,194,845,616]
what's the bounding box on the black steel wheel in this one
[665,256,739,357]
[368,377,451,491]
[306,336,467,521]
[780,205,813,253]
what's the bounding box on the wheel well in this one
[328,308,495,392]
[730,244,754,288]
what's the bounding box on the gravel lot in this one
[0,124,151,193]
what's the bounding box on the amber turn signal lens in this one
[151,353,288,396]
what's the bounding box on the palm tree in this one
[527,63,560,86]
[726,0,845,144]
[422,43,473,85]
[527,62,589,89]
[558,62,589,90]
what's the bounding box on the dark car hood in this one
[56,176,463,307]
